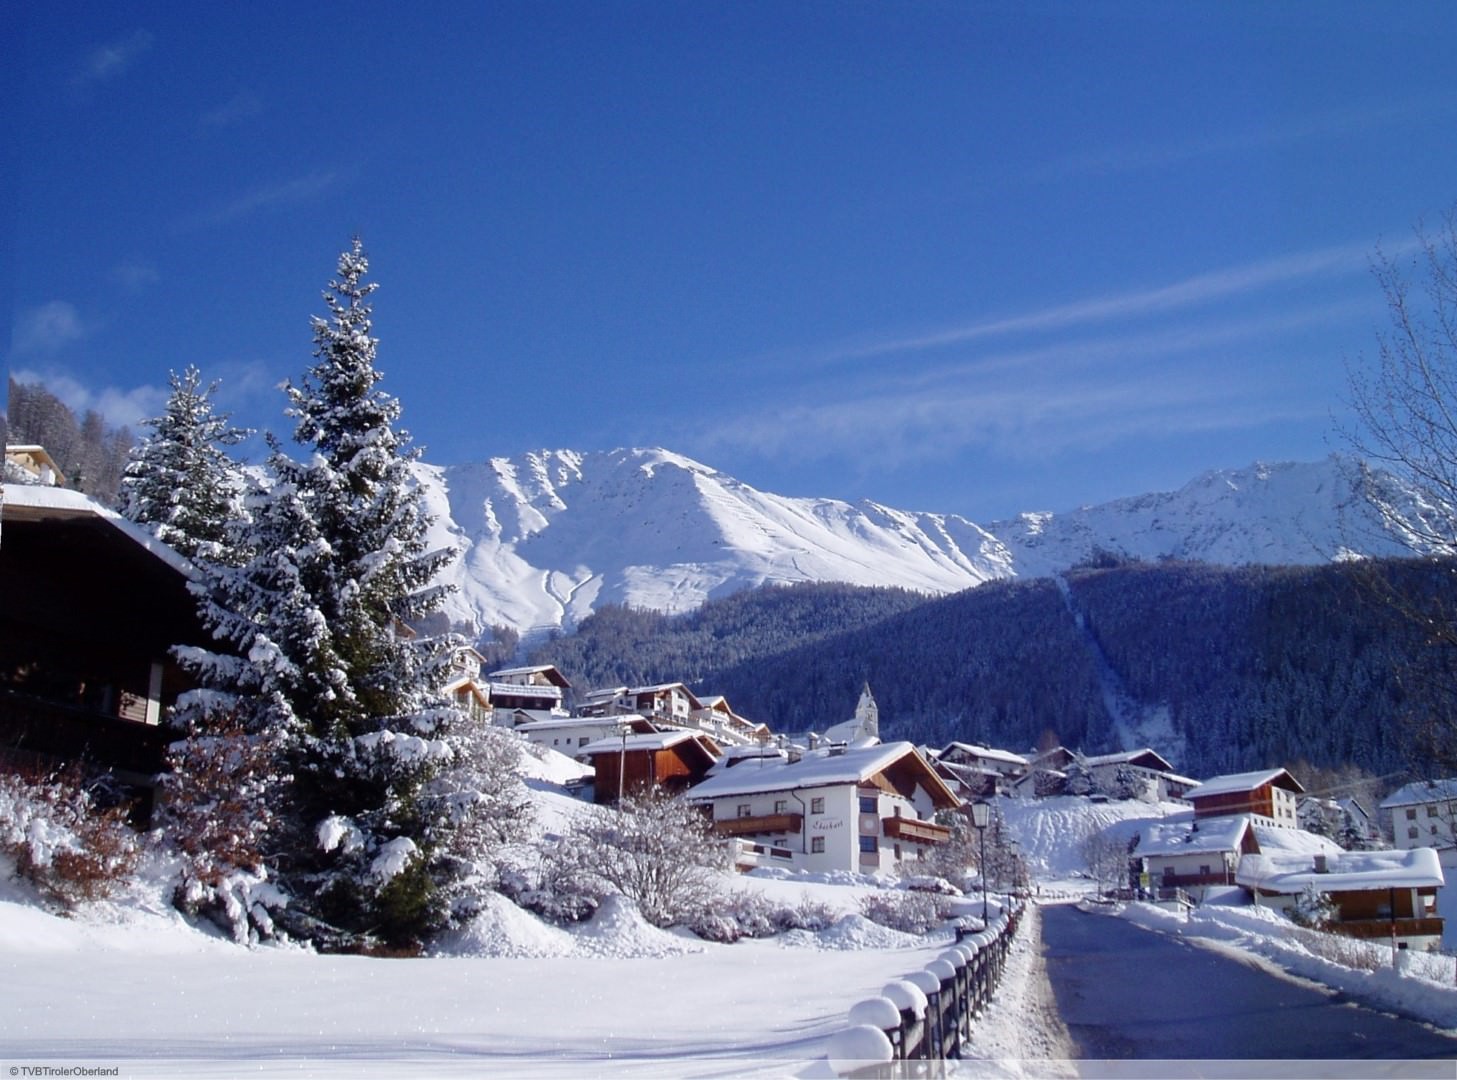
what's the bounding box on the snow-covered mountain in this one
[416,449,1435,643]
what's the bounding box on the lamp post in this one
[971,799,990,924]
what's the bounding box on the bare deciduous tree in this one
[1344,210,1457,777]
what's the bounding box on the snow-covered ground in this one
[0,753,994,1078]
[7,778,1455,1078]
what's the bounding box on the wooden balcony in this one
[882,816,951,844]
[1331,917,1444,941]
[714,812,803,837]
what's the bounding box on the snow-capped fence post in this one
[828,899,1025,1076]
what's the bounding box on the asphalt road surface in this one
[1041,904,1457,1064]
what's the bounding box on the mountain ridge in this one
[416,448,1433,643]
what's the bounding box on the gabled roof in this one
[1082,748,1177,773]
[1137,815,1255,858]
[3,482,194,576]
[1186,768,1304,800]
[1237,847,1445,893]
[687,740,959,808]
[942,742,1029,767]
[488,664,571,688]
[580,729,721,758]
[1380,779,1457,810]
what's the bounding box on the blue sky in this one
[8,2,1457,521]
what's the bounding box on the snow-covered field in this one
[7,783,1456,1078]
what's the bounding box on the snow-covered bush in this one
[685,890,843,942]
[538,787,730,929]
[156,710,289,942]
[858,889,950,934]
[1289,883,1338,931]
[0,768,140,909]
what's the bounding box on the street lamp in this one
[970,799,990,924]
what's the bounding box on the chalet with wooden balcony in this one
[0,483,214,813]
[1186,767,1304,828]
[1237,847,1445,951]
[580,728,722,804]
[488,664,571,725]
[686,741,960,873]
[693,693,769,746]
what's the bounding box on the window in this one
[774,800,788,815]
[737,804,752,818]
[1409,826,1420,840]
[810,797,825,815]
[578,736,589,747]
[811,837,825,854]
[859,835,877,853]
[859,796,876,813]
[1407,808,1418,820]
[1199,865,1210,877]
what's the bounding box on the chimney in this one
[1314,854,1328,874]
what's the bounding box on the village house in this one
[0,482,212,812]
[443,646,493,724]
[1185,767,1304,828]
[686,741,961,874]
[1081,748,1199,802]
[580,728,722,805]
[4,444,67,487]
[488,664,571,726]
[939,741,1029,780]
[1236,847,1446,951]
[1135,815,1260,894]
[1380,780,1457,866]
[692,694,770,746]
[515,712,657,756]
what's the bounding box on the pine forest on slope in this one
[530,558,1457,782]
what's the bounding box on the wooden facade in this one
[0,491,214,813]
[587,732,720,804]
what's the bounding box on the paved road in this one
[1041,904,1457,1063]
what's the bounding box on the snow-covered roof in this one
[1380,779,1457,809]
[1081,748,1176,773]
[514,715,640,733]
[1236,847,1445,894]
[686,741,955,805]
[579,730,719,756]
[2,482,194,577]
[488,681,562,700]
[1137,815,1253,857]
[488,664,570,687]
[1251,824,1343,857]
[943,742,1029,767]
[1185,768,1302,800]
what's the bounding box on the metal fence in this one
[826,900,1025,1077]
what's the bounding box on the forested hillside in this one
[532,582,930,696]
[6,378,135,505]
[531,558,1457,780]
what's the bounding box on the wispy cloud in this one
[201,89,263,130]
[75,30,153,89]
[819,241,1387,366]
[109,259,159,292]
[180,170,340,229]
[11,301,87,355]
[1030,98,1457,183]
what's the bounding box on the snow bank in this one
[433,891,580,958]
[573,895,706,958]
[1113,899,1457,1032]
[782,913,930,952]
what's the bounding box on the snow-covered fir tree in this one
[170,239,487,950]
[119,365,249,563]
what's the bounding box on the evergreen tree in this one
[120,366,250,563]
[171,239,468,950]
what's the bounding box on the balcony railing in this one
[1331,916,1445,940]
[713,812,804,837]
[882,816,951,844]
